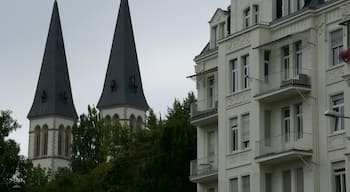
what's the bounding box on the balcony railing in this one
[255,132,313,160]
[190,155,218,179]
[191,96,218,121]
[255,72,311,102]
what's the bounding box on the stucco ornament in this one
[226,34,251,53]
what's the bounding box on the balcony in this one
[254,73,311,103]
[191,97,218,125]
[255,132,313,164]
[189,155,218,183]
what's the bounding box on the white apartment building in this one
[189,0,350,192]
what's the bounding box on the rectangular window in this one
[264,50,270,83]
[212,26,218,47]
[253,5,259,24]
[331,29,343,66]
[282,107,291,143]
[231,117,238,152]
[244,8,251,28]
[219,22,225,40]
[207,76,215,109]
[266,173,272,192]
[331,94,344,132]
[242,114,250,149]
[264,110,272,146]
[282,46,290,80]
[333,161,346,192]
[242,175,250,192]
[231,59,238,92]
[283,170,292,192]
[242,55,250,89]
[295,103,303,140]
[208,131,215,157]
[295,41,302,76]
[296,168,304,192]
[230,178,238,192]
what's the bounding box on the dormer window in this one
[244,7,251,28]
[219,22,225,40]
[253,5,259,24]
[212,25,218,47]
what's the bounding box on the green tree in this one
[71,106,106,174]
[0,110,27,191]
[104,93,197,192]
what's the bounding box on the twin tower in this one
[27,0,148,170]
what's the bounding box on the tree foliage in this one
[23,93,197,192]
[70,106,106,174]
[0,110,28,192]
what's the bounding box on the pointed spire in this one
[27,1,77,119]
[97,0,148,110]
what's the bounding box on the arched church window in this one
[105,115,111,126]
[112,114,120,126]
[136,116,143,130]
[130,115,136,133]
[34,126,41,157]
[42,125,48,156]
[65,127,71,156]
[58,125,65,156]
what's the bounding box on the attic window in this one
[130,76,138,92]
[62,91,68,104]
[110,80,117,92]
[244,7,251,28]
[41,90,48,103]
[253,5,259,24]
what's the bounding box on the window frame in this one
[295,41,302,76]
[253,5,259,24]
[332,161,346,192]
[282,45,290,80]
[230,117,239,152]
[242,55,250,89]
[330,94,345,133]
[241,113,250,149]
[244,7,251,28]
[295,103,303,140]
[330,29,344,66]
[231,59,239,92]
[264,50,271,83]
[282,107,291,143]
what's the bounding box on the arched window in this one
[58,125,65,156]
[105,115,111,126]
[42,125,48,156]
[136,116,143,130]
[34,126,41,157]
[65,127,71,157]
[129,115,136,133]
[112,114,120,126]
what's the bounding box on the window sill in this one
[327,63,345,72]
[227,88,251,98]
[329,130,346,137]
[226,148,252,157]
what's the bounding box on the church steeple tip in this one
[97,0,149,111]
[27,1,77,119]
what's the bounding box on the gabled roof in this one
[97,0,148,111]
[209,8,229,23]
[28,1,77,119]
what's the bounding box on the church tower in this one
[97,0,148,130]
[27,1,77,170]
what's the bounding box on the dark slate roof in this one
[27,1,77,119]
[97,0,149,111]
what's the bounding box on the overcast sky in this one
[0,0,229,156]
